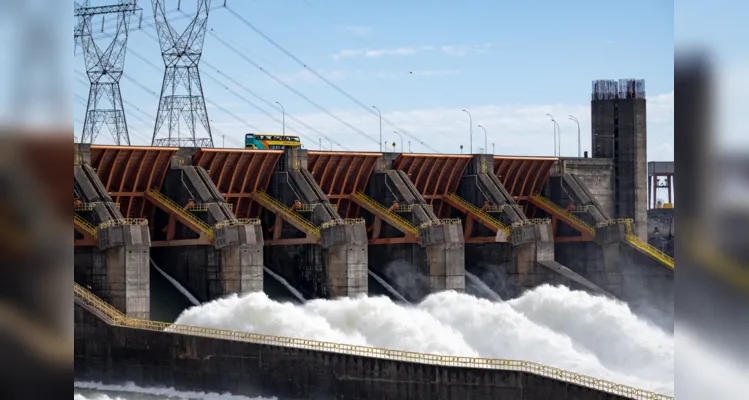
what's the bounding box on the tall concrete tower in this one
[591,79,648,239]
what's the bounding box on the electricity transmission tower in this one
[151,0,214,148]
[73,1,90,55]
[76,1,139,145]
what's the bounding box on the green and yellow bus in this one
[245,133,302,150]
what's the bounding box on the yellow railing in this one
[74,215,98,239]
[510,218,552,229]
[72,282,672,400]
[320,218,366,229]
[484,204,507,213]
[529,194,595,236]
[74,201,121,212]
[294,203,338,212]
[97,218,149,230]
[625,235,675,269]
[596,218,634,231]
[251,190,320,239]
[145,189,213,239]
[444,193,510,235]
[570,205,591,213]
[187,203,233,212]
[351,191,419,237]
[418,218,464,229]
[213,218,262,229]
[392,204,433,213]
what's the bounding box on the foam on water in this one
[74,381,274,400]
[174,283,674,395]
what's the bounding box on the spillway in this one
[173,284,673,396]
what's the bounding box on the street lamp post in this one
[319,138,322,150]
[328,139,333,151]
[477,124,487,154]
[408,140,411,153]
[275,101,285,135]
[546,113,557,157]
[462,109,473,154]
[394,130,403,153]
[221,134,225,148]
[492,142,495,154]
[372,105,382,152]
[569,115,580,157]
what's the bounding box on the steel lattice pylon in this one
[76,1,138,145]
[151,0,214,148]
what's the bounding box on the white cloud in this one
[199,92,674,161]
[332,43,498,60]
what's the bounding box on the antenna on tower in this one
[151,0,214,148]
[75,1,141,145]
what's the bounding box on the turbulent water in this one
[74,382,275,400]
[172,284,674,395]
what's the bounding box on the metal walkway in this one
[351,191,419,239]
[442,192,510,237]
[250,190,320,240]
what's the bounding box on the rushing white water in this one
[174,284,674,395]
[74,381,275,400]
[369,270,410,303]
[465,271,502,301]
[263,267,305,303]
[151,260,200,306]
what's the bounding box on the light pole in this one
[462,109,473,154]
[319,138,322,150]
[546,113,557,157]
[372,105,382,152]
[394,130,403,153]
[328,139,333,151]
[492,142,495,154]
[221,134,225,148]
[569,115,580,157]
[408,140,411,153]
[275,101,285,135]
[477,124,487,154]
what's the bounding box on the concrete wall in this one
[556,158,615,218]
[75,303,629,400]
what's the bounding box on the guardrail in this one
[74,215,98,239]
[392,204,434,213]
[294,203,338,212]
[625,234,675,269]
[509,218,552,229]
[443,193,510,235]
[213,218,262,229]
[97,218,149,230]
[320,218,366,229]
[146,189,213,240]
[187,203,233,212]
[418,218,463,229]
[529,194,595,236]
[595,218,634,232]
[74,201,121,212]
[251,190,320,239]
[72,282,672,400]
[351,192,419,237]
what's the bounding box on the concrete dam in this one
[73,79,673,400]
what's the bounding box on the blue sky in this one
[73,0,675,159]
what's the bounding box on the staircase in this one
[529,194,595,237]
[144,188,214,240]
[625,234,675,269]
[351,191,419,238]
[443,192,510,236]
[251,190,320,240]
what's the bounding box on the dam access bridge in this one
[73,143,674,400]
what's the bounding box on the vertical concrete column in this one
[509,223,555,292]
[97,224,151,319]
[593,223,628,297]
[321,223,368,297]
[214,224,264,294]
[419,224,465,293]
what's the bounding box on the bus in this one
[245,133,302,150]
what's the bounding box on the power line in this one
[208,30,378,147]
[223,6,437,152]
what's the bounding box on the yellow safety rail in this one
[74,201,121,212]
[213,218,262,229]
[251,190,320,239]
[294,203,338,212]
[73,282,672,400]
[625,234,675,269]
[188,203,233,212]
[443,193,510,236]
[418,218,464,229]
[351,191,419,237]
[98,218,149,230]
[484,204,507,213]
[510,218,552,229]
[74,215,98,239]
[145,188,213,240]
[529,194,595,236]
[320,218,366,229]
